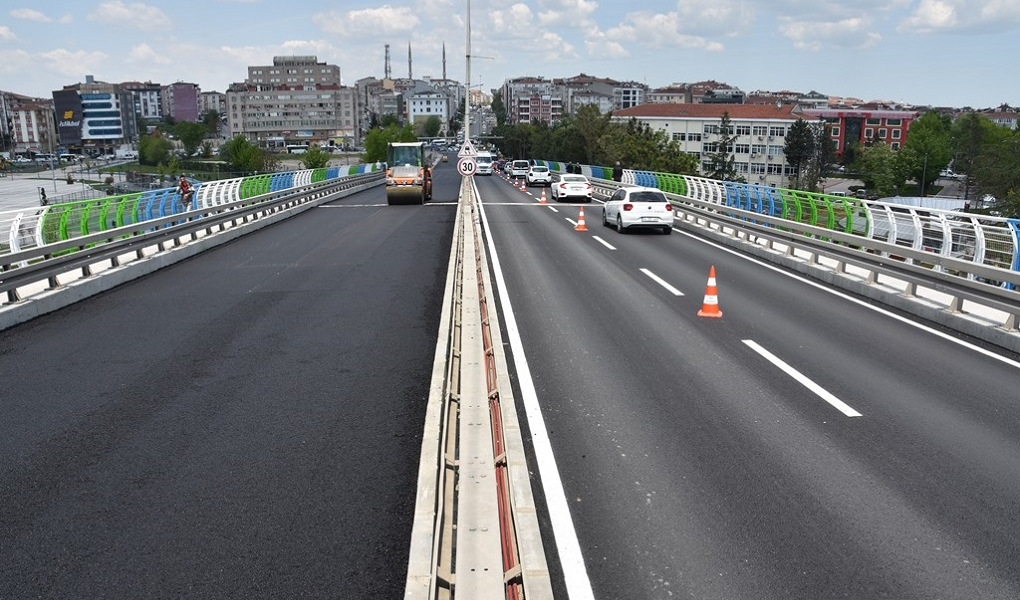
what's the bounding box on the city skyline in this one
[2,0,1019,109]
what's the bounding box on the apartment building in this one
[612,102,807,187]
[225,56,359,147]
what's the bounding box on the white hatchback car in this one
[602,186,674,234]
[526,165,551,186]
[551,173,593,202]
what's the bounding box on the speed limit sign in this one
[457,156,477,177]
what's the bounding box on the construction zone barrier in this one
[575,206,588,232]
[697,265,722,318]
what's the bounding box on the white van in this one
[475,151,494,175]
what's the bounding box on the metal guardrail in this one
[576,174,1020,352]
[0,172,383,328]
[538,160,1020,286]
[0,164,382,256]
[405,175,554,600]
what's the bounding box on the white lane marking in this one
[680,230,1020,371]
[640,268,684,296]
[743,339,863,417]
[478,199,597,600]
[546,205,559,213]
[593,236,616,250]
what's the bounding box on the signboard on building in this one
[53,90,83,146]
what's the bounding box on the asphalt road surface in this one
[474,172,1020,600]
[0,165,460,598]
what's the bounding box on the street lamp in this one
[920,151,928,197]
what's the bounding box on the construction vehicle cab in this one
[386,142,433,205]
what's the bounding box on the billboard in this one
[53,90,83,146]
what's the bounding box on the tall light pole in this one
[463,0,471,151]
[920,151,928,197]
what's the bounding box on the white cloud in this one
[899,0,1020,32]
[10,8,52,23]
[59,13,73,24]
[596,11,725,54]
[313,6,420,38]
[87,1,171,31]
[38,48,110,78]
[779,17,882,50]
[0,26,16,41]
[536,0,599,28]
[128,43,172,65]
[0,49,31,72]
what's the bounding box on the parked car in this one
[602,186,674,234]
[551,173,593,202]
[526,165,551,186]
[510,160,530,178]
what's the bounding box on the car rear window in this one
[512,161,529,168]
[532,167,548,172]
[631,191,668,203]
[563,175,587,182]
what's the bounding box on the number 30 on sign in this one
[457,157,477,177]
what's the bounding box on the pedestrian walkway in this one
[0,164,129,212]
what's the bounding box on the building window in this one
[768,126,785,137]
[878,128,887,139]
[735,125,751,136]
[831,127,840,137]
[891,129,901,139]
[687,133,702,142]
[704,124,720,134]
[891,142,900,150]
[886,118,902,126]
[752,125,767,136]
[865,128,873,139]
[734,144,750,154]
[866,118,880,125]
[672,132,684,141]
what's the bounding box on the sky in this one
[1,0,1018,109]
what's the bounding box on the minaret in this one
[442,43,447,81]
[408,42,412,79]
[384,44,391,79]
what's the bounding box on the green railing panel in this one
[311,168,327,183]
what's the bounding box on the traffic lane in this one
[0,188,457,598]
[479,199,1020,598]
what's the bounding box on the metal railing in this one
[0,171,383,329]
[538,161,1020,288]
[1,163,382,256]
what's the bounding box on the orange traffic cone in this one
[575,206,588,232]
[697,266,722,318]
[540,188,547,204]
[519,179,526,192]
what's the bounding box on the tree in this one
[951,111,1009,200]
[706,111,742,182]
[490,90,507,127]
[201,110,222,137]
[600,118,698,174]
[174,121,209,157]
[221,135,277,173]
[902,110,953,195]
[852,143,911,198]
[784,118,815,189]
[363,124,417,163]
[971,131,1020,217]
[139,134,173,166]
[574,104,610,165]
[300,144,331,169]
[422,115,443,138]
